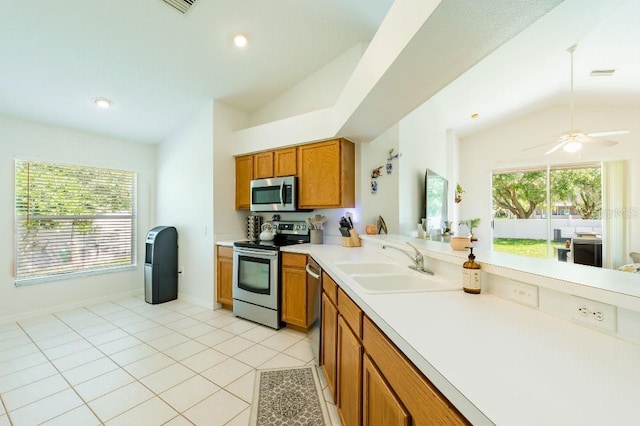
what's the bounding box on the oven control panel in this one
[274,221,308,235]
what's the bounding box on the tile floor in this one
[0,297,340,425]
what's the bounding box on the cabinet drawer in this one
[282,252,307,268]
[217,245,233,258]
[338,288,362,338]
[362,317,468,425]
[322,272,338,305]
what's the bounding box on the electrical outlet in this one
[508,281,538,308]
[570,295,616,333]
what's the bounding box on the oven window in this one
[237,255,271,294]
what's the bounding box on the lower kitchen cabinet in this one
[216,245,233,309]
[281,252,318,331]
[363,354,410,426]
[320,270,469,426]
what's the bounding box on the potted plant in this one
[459,217,481,241]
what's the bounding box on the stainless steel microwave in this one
[250,176,298,212]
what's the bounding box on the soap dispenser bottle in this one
[463,247,481,294]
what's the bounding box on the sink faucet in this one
[382,242,434,275]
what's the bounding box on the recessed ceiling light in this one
[471,112,479,119]
[233,34,248,48]
[93,97,112,109]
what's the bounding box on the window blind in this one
[15,160,136,284]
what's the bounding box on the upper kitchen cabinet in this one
[235,154,254,210]
[274,147,297,177]
[254,151,274,179]
[298,139,355,209]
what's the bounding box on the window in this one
[15,160,136,284]
[492,163,602,264]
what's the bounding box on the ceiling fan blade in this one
[587,130,630,138]
[545,140,568,155]
[522,140,555,152]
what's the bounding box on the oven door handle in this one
[235,248,278,258]
[305,264,320,280]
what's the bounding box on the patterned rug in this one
[250,365,330,425]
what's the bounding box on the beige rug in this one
[250,365,330,425]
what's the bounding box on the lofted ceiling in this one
[0,0,638,145]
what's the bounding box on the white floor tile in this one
[195,329,235,347]
[213,336,255,357]
[225,371,256,403]
[191,310,226,322]
[105,396,178,426]
[225,407,251,426]
[165,317,200,331]
[123,352,175,379]
[148,311,187,325]
[62,356,119,385]
[147,331,190,351]
[39,404,101,426]
[200,358,253,388]
[88,381,154,422]
[135,326,174,342]
[32,331,82,350]
[233,344,278,368]
[220,320,258,335]
[0,361,57,393]
[259,332,302,352]
[97,335,143,355]
[3,374,69,411]
[162,415,193,426]
[327,401,341,426]
[284,338,316,363]
[163,340,208,361]
[183,389,249,426]
[85,328,129,346]
[258,353,307,370]
[108,343,158,366]
[239,325,279,343]
[0,343,39,364]
[206,315,241,329]
[86,302,126,316]
[118,319,158,334]
[140,363,195,394]
[42,339,93,360]
[0,334,31,352]
[8,388,83,425]
[179,322,216,339]
[0,352,48,376]
[0,328,25,343]
[75,322,117,338]
[51,347,105,371]
[180,348,228,373]
[0,415,9,426]
[74,368,134,402]
[109,313,146,328]
[159,375,220,412]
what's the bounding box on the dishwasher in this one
[306,256,322,365]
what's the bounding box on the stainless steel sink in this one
[350,273,461,294]
[334,262,407,275]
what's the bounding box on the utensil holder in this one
[342,229,361,247]
[310,230,323,244]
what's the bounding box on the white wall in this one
[156,103,214,308]
[0,115,155,322]
[459,105,640,252]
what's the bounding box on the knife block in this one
[342,229,361,247]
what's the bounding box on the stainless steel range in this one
[232,221,309,329]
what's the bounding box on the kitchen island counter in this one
[282,240,640,425]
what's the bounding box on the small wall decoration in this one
[371,148,402,193]
[386,148,401,174]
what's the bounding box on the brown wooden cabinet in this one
[274,147,297,177]
[235,155,254,210]
[254,151,274,179]
[297,138,355,209]
[216,246,233,309]
[319,270,469,426]
[281,252,319,332]
[363,354,410,426]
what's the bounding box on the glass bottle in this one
[463,247,481,294]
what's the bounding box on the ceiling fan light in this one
[563,141,582,153]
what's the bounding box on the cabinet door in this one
[363,354,410,426]
[235,155,254,210]
[254,151,274,179]
[274,147,297,177]
[321,292,338,402]
[337,315,363,426]
[281,265,308,328]
[298,139,355,209]
[216,246,233,308]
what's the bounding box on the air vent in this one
[589,69,616,77]
[162,0,197,13]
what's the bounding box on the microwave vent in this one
[161,0,197,13]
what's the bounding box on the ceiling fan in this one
[528,44,629,155]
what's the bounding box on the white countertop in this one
[279,241,640,426]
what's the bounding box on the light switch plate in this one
[507,280,539,308]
